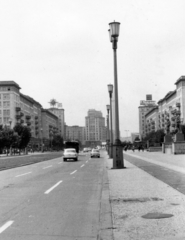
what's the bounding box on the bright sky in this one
[0,0,185,137]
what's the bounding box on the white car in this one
[90,149,100,158]
[63,148,78,161]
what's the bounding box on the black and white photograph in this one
[0,0,185,239]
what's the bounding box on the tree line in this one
[0,124,64,155]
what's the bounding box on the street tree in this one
[13,124,31,150]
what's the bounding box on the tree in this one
[52,134,63,150]
[13,124,31,149]
[181,124,185,138]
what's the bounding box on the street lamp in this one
[40,128,44,152]
[50,130,53,151]
[107,84,113,158]
[106,105,110,155]
[108,21,124,168]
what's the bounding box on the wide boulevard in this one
[0,150,107,240]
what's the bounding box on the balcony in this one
[176,102,180,107]
[35,120,39,125]
[20,119,24,124]
[26,121,31,126]
[20,112,24,117]
[26,115,31,120]
[35,126,39,130]
[35,116,38,119]
[15,107,21,112]
[15,114,21,119]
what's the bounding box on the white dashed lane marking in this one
[0,221,14,233]
[15,172,32,178]
[45,181,63,194]
[43,165,52,169]
[70,170,77,175]
[80,164,84,168]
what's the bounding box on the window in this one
[3,94,10,100]
[3,110,10,116]
[3,101,10,107]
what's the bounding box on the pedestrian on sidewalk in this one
[132,145,135,152]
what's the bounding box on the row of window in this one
[0,93,10,100]
[0,101,10,107]
[0,117,10,124]
[0,110,10,116]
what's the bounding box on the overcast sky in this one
[0,0,185,137]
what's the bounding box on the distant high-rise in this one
[85,109,106,146]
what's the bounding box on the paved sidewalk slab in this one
[106,156,185,240]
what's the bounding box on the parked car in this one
[90,149,100,158]
[63,148,78,161]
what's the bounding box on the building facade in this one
[141,76,185,137]
[85,109,107,146]
[47,107,65,139]
[0,81,65,149]
[138,95,157,139]
[65,125,86,145]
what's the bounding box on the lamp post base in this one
[109,144,113,159]
[112,142,124,169]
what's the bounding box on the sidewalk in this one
[106,151,185,240]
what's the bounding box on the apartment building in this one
[65,125,86,145]
[142,76,185,136]
[41,109,59,146]
[85,109,107,146]
[47,107,65,139]
[0,81,64,148]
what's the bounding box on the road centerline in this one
[45,181,63,194]
[80,164,85,168]
[15,172,32,178]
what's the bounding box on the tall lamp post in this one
[108,21,124,168]
[108,84,113,158]
[106,105,110,155]
[40,128,44,152]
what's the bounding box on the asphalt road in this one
[0,151,108,240]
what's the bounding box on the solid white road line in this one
[57,162,63,164]
[45,181,63,194]
[15,172,32,177]
[0,221,14,233]
[43,165,52,169]
[80,164,84,168]
[70,170,77,175]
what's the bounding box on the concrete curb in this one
[98,153,114,240]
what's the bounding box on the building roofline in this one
[145,106,158,117]
[175,75,185,85]
[20,93,42,107]
[157,90,176,104]
[0,81,21,89]
[41,108,58,119]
